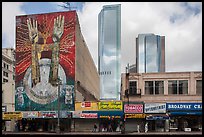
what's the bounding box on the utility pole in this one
[56,78,62,133]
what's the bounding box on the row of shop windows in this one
[129,80,202,95]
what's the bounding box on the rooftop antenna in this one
[58,2,77,11]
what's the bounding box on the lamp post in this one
[56,78,62,133]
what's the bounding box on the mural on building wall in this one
[15,11,76,111]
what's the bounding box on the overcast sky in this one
[2,2,202,73]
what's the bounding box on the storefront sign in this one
[124,104,143,113]
[146,115,169,120]
[2,106,7,112]
[169,112,202,115]
[166,103,202,111]
[98,101,122,110]
[97,111,123,118]
[144,103,166,113]
[38,111,57,118]
[75,102,98,111]
[3,112,22,120]
[23,111,39,118]
[125,114,146,118]
[81,102,91,107]
[80,113,98,118]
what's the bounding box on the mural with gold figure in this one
[15,11,76,111]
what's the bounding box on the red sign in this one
[81,102,91,107]
[124,104,143,113]
[80,113,97,118]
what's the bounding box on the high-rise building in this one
[98,4,121,100]
[136,33,165,73]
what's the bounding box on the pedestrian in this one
[145,122,148,133]
[137,124,140,133]
[93,123,97,132]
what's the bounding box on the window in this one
[129,81,137,95]
[3,78,8,82]
[196,80,202,95]
[145,81,164,95]
[3,71,8,77]
[168,80,188,95]
[3,63,6,68]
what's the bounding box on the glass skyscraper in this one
[98,4,121,100]
[136,33,165,73]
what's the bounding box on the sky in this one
[2,2,202,73]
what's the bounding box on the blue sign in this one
[166,103,202,111]
[146,115,170,120]
[170,112,202,115]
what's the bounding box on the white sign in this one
[144,103,166,113]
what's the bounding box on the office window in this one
[3,63,6,68]
[145,81,164,95]
[129,81,137,95]
[3,71,8,77]
[168,80,188,95]
[3,78,8,82]
[196,80,202,95]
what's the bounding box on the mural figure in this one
[27,15,65,87]
[15,12,76,111]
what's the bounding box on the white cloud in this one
[77,2,202,72]
[2,2,202,73]
[2,2,26,49]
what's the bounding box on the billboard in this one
[75,102,98,111]
[98,101,122,110]
[15,11,76,111]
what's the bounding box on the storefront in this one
[144,103,169,132]
[167,102,202,132]
[2,112,22,131]
[72,101,99,132]
[124,103,145,132]
[72,111,99,132]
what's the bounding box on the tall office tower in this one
[98,4,121,100]
[136,33,165,73]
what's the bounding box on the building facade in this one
[121,71,202,132]
[136,33,165,73]
[2,48,16,131]
[98,4,121,100]
[7,10,99,132]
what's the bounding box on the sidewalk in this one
[2,131,202,135]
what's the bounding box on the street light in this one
[56,78,62,133]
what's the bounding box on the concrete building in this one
[10,10,99,132]
[136,33,165,73]
[121,71,202,132]
[2,48,16,131]
[98,4,121,100]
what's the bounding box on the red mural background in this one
[16,11,76,82]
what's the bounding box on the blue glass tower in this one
[98,4,121,100]
[136,33,165,73]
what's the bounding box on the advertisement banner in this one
[3,112,22,120]
[38,111,57,118]
[144,103,166,113]
[15,11,76,111]
[166,103,202,111]
[98,101,122,110]
[75,102,98,111]
[124,104,143,113]
[23,111,39,118]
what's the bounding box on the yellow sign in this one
[75,101,98,111]
[98,101,122,110]
[3,112,22,120]
[125,114,146,118]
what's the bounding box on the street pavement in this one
[2,131,202,135]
